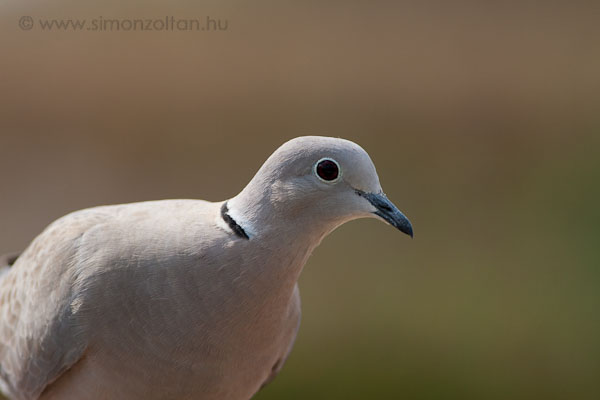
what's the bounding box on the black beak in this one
[356,190,413,237]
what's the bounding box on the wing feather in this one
[0,208,112,400]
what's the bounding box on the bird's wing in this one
[0,207,114,400]
[0,199,214,400]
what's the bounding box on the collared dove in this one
[0,136,413,400]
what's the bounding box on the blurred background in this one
[1,1,599,399]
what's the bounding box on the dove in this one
[0,136,412,400]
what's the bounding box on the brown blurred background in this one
[1,1,599,399]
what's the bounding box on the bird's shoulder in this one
[0,199,219,399]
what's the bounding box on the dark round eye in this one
[315,159,340,181]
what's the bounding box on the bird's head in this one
[229,136,413,239]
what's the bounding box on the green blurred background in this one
[1,1,599,399]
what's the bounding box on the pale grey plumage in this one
[0,136,412,400]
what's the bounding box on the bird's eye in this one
[315,158,340,182]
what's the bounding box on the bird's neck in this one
[225,183,345,299]
[228,185,344,250]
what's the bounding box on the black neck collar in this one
[220,202,250,240]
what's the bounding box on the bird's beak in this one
[356,190,413,237]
